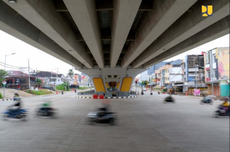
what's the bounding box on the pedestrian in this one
[141,89,144,95]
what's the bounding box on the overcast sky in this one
[0,30,229,75]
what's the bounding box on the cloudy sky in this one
[0,30,229,75]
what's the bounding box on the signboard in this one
[2,81,6,85]
[2,81,6,86]
[185,86,188,91]
[206,51,210,64]
[193,89,200,95]
[188,77,195,81]
[188,68,198,72]
[188,81,195,86]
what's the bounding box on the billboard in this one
[193,89,200,95]
[216,48,229,80]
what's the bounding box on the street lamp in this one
[4,53,16,71]
[3,53,16,99]
[54,68,59,91]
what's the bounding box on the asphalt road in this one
[0,92,229,152]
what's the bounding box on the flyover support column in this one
[81,68,146,97]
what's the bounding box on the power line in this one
[0,61,27,69]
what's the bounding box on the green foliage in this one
[56,82,70,91]
[0,69,8,87]
[68,69,74,77]
[35,78,42,86]
[78,86,90,90]
[162,87,167,92]
[0,92,3,99]
[141,81,147,86]
[26,89,52,95]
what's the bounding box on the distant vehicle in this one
[143,87,147,91]
[164,96,175,103]
[214,105,230,118]
[3,109,28,121]
[87,108,117,125]
[200,95,213,105]
[70,84,79,89]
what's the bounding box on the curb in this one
[76,96,137,99]
[0,98,14,101]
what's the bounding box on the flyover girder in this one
[0,1,82,68]
[3,0,93,68]
[143,16,230,68]
[121,0,197,68]
[132,0,230,68]
[110,0,142,68]
[63,0,104,68]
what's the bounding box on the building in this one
[168,64,183,85]
[32,71,66,89]
[149,60,182,86]
[140,70,148,81]
[204,47,229,97]
[147,62,166,75]
[167,59,182,65]
[157,63,183,88]
[5,70,36,90]
[183,54,206,94]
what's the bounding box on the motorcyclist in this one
[219,97,230,113]
[98,100,110,112]
[8,97,22,113]
[40,100,52,111]
[14,91,20,97]
[166,93,173,101]
[222,97,229,106]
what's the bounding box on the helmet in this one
[224,97,229,101]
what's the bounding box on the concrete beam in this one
[64,0,104,68]
[3,0,93,68]
[121,0,197,68]
[0,1,83,68]
[55,0,68,12]
[80,68,145,78]
[95,0,113,11]
[139,0,153,11]
[143,16,230,68]
[132,0,229,68]
[110,0,141,67]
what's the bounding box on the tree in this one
[35,78,42,87]
[0,69,7,88]
[68,69,74,78]
[141,81,147,86]
[56,82,70,91]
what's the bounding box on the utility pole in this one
[28,59,31,90]
[210,51,214,97]
[55,68,59,91]
[195,64,197,89]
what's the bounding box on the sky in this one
[0,30,81,75]
[0,29,229,75]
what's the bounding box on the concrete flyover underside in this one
[0,0,229,71]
